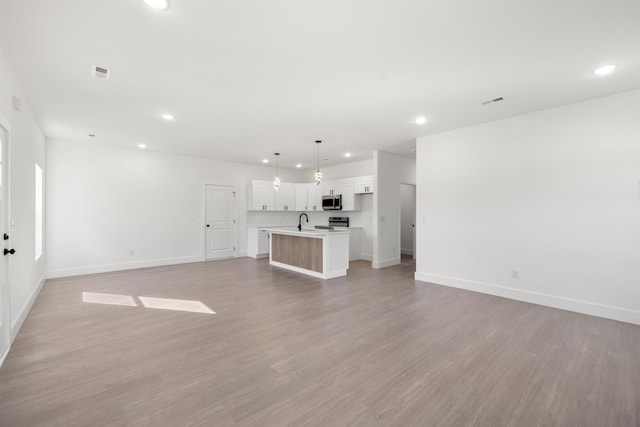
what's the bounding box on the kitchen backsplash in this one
[247,210,364,228]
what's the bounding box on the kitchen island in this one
[264,228,349,279]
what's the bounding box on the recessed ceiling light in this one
[262,159,269,164]
[593,64,618,76]
[143,0,170,10]
[161,113,174,121]
[137,143,147,149]
[345,153,352,158]
[295,163,302,168]
[415,116,428,125]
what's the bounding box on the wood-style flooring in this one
[1,257,639,426]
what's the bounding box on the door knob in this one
[206,224,210,227]
[4,248,16,256]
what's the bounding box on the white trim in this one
[0,115,11,366]
[0,113,11,132]
[46,255,204,279]
[372,257,400,269]
[400,248,413,255]
[10,273,46,343]
[414,271,640,326]
[0,346,7,366]
[360,254,373,261]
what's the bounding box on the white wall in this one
[46,139,305,277]
[400,184,416,254]
[313,159,373,179]
[373,151,416,268]
[415,89,640,325]
[0,42,47,340]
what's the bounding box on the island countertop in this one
[260,227,349,237]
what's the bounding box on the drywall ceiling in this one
[0,0,639,169]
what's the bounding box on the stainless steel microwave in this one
[322,194,342,210]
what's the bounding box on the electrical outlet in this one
[511,269,519,279]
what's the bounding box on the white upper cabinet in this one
[275,183,295,211]
[307,182,322,211]
[323,182,338,196]
[354,177,374,194]
[295,183,308,211]
[248,180,275,211]
[249,175,372,211]
[340,182,355,211]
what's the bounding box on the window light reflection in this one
[82,292,138,307]
[138,296,216,314]
[81,292,216,315]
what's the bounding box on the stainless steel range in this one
[328,216,349,228]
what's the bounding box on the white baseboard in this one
[0,346,7,367]
[46,255,204,279]
[372,257,400,269]
[360,254,373,261]
[414,271,640,326]
[401,248,414,255]
[11,273,47,343]
[236,251,248,258]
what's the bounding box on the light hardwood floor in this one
[1,257,639,426]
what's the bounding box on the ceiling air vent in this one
[92,65,111,80]
[481,96,504,105]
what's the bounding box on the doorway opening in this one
[400,183,416,270]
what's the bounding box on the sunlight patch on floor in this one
[82,292,138,307]
[138,296,216,314]
[82,292,215,314]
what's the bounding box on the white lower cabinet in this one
[348,228,362,261]
[247,227,270,258]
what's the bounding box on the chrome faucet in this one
[298,213,309,231]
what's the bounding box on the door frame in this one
[0,112,12,365]
[202,184,237,260]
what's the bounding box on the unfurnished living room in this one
[1,1,640,426]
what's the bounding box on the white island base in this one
[267,229,349,279]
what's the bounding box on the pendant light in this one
[314,140,322,185]
[273,153,281,191]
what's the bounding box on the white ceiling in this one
[1,0,639,169]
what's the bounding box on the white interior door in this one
[0,122,10,361]
[205,185,236,260]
